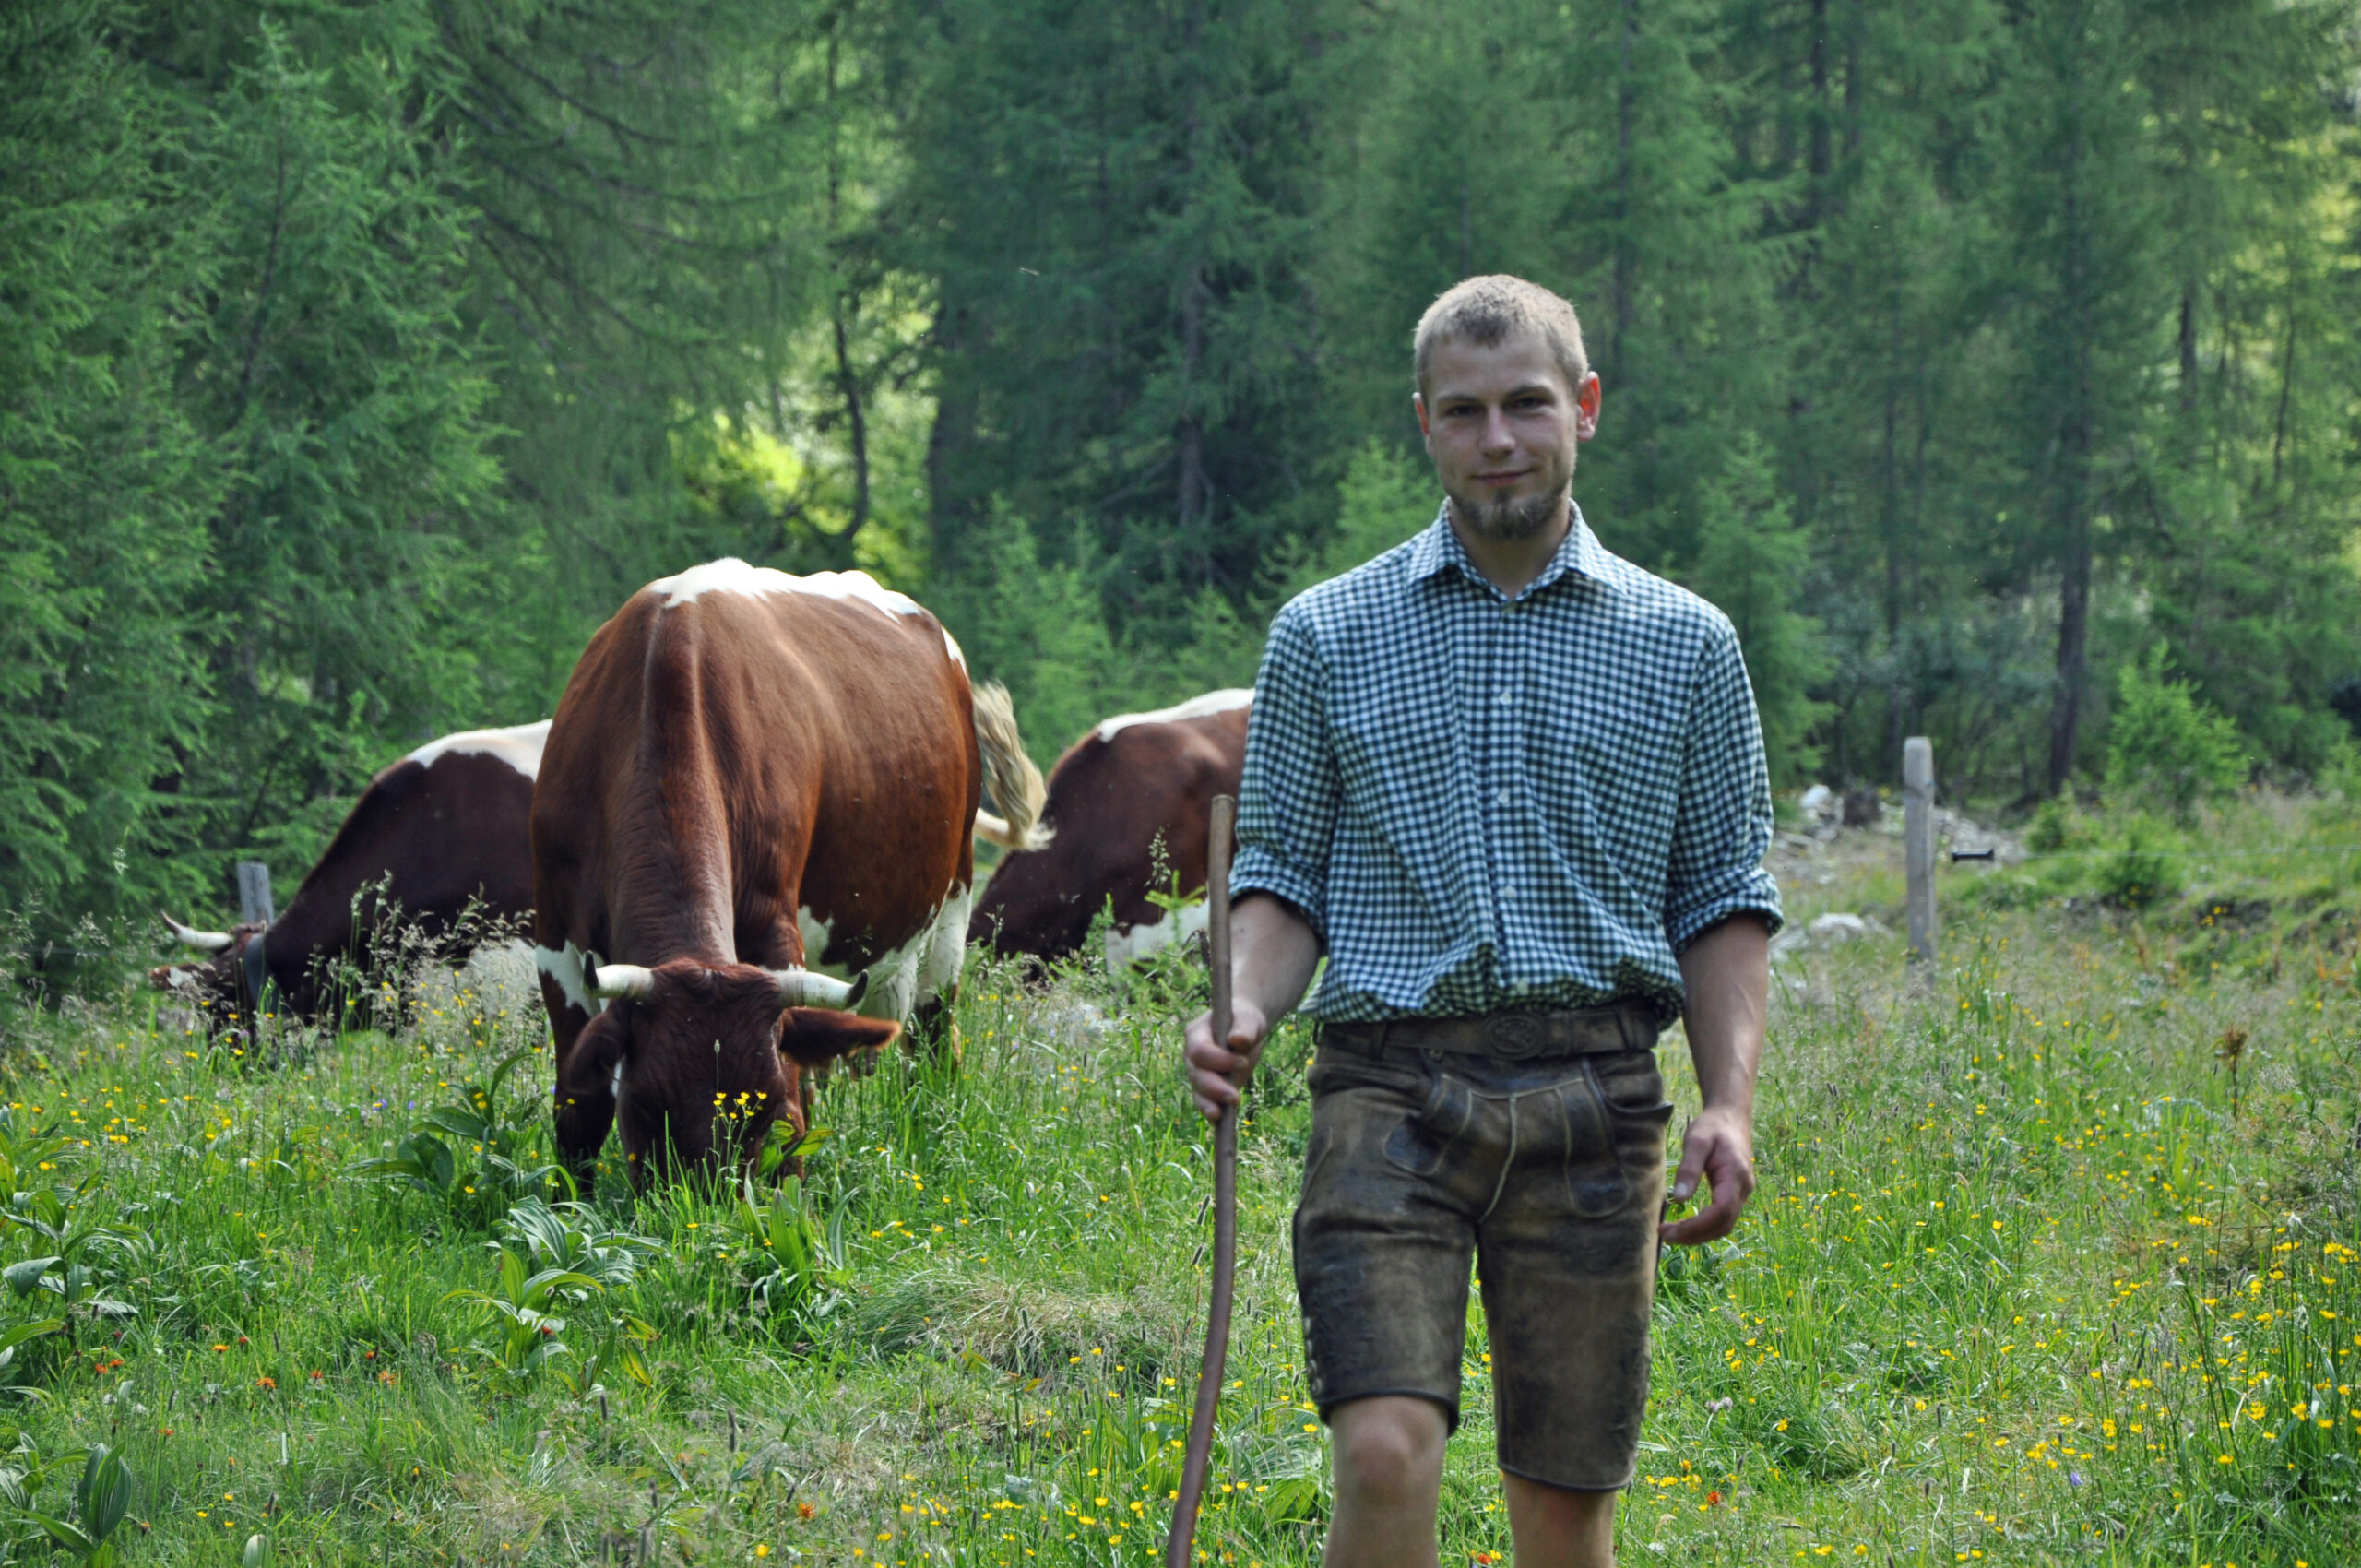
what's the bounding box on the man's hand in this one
[1666,913,1770,1246]
[1658,1102,1754,1244]
[1177,893,1323,1123]
[1183,999,1271,1122]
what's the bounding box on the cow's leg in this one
[552,1013,623,1200]
[536,940,614,1197]
[904,885,972,1067]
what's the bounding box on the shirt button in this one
[1496,787,1512,805]
[1496,688,1513,703]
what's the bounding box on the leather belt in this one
[1316,1002,1658,1062]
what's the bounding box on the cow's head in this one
[149,914,268,1022]
[558,957,898,1185]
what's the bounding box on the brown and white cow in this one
[969,690,1249,967]
[155,721,547,1027]
[530,560,1045,1192]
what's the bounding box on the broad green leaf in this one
[3,1258,58,1294]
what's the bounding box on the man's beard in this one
[1451,486,1567,541]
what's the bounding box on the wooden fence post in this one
[237,861,275,926]
[1904,737,1935,965]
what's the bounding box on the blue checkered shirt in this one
[1231,505,1783,1026]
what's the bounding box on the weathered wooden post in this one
[1904,737,1936,965]
[236,861,275,926]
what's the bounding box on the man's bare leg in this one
[1502,1472,1616,1568]
[1323,1396,1448,1568]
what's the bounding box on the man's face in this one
[1415,331,1600,541]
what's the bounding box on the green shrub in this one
[2105,647,2247,824]
[2097,814,2182,909]
[2025,797,2094,853]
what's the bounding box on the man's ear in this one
[558,1008,629,1104]
[778,1008,902,1065]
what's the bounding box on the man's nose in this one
[1479,406,1516,453]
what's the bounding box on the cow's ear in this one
[777,1008,901,1065]
[558,1008,630,1103]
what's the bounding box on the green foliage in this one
[2106,647,2248,823]
[2023,797,2093,856]
[1283,440,1435,593]
[0,793,2346,1559]
[444,1199,660,1389]
[1683,434,1834,788]
[7,0,2361,936]
[0,1439,136,1566]
[0,3,217,928]
[930,507,1261,766]
[724,1176,849,1323]
[895,0,1338,620]
[349,1045,563,1217]
[2095,813,2183,909]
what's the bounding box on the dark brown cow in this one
[530,560,1045,1193]
[154,722,547,1027]
[969,690,1249,967]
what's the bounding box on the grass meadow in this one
[0,790,2354,1566]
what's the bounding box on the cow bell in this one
[161,912,235,954]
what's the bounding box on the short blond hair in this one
[1413,275,1590,400]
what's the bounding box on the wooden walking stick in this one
[1166,793,1238,1568]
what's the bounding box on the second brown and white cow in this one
[530,559,1045,1192]
[969,690,1249,967]
[155,721,546,1028]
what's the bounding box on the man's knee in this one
[1331,1397,1448,1506]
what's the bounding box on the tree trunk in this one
[1611,0,1637,376]
[1178,265,1208,540]
[822,17,868,560]
[1175,0,1211,550]
[2048,514,2092,793]
[831,306,871,548]
[1808,0,1831,225]
[2045,34,2095,797]
[2177,288,2198,413]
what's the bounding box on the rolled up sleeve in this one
[1662,618,1784,952]
[1231,602,1339,938]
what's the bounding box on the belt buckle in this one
[1484,1012,1545,1060]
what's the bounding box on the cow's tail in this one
[970,680,1051,852]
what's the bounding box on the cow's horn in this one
[585,962,657,1002]
[768,968,865,1011]
[160,913,234,954]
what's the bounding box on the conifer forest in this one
[5,1,2360,935]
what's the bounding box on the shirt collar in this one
[1406,501,1614,598]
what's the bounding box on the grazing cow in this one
[530,559,1045,1192]
[154,722,547,1026]
[969,690,1250,967]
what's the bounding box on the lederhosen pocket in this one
[1381,1061,1476,1179]
[1560,1053,1675,1218]
[1306,1048,1475,1181]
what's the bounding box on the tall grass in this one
[0,797,2349,1564]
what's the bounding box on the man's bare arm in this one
[1661,913,1769,1244]
[1181,893,1323,1121]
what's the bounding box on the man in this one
[1182,275,1780,1568]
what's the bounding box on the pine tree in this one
[1683,434,1833,786]
[0,2,218,932]
[895,0,1335,633]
